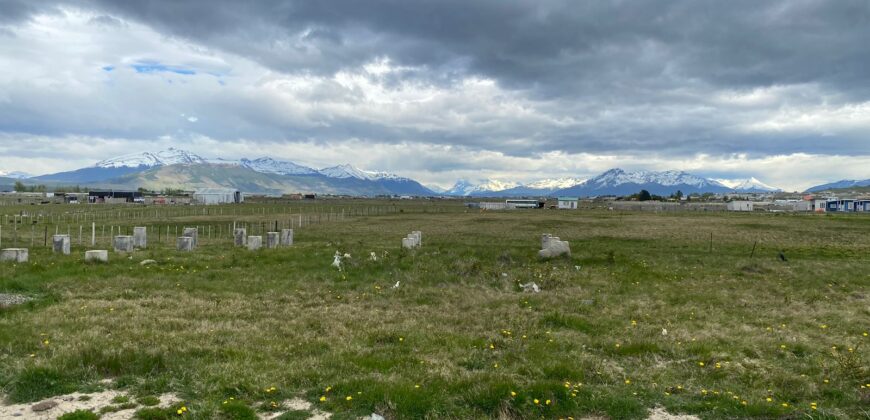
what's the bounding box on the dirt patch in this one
[0,391,179,419]
[646,406,700,420]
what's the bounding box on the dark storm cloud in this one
[2,0,870,158]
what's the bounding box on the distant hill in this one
[805,179,870,193]
[96,163,434,196]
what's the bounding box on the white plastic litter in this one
[520,282,541,293]
[332,251,343,271]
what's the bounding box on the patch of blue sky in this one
[101,65,114,72]
[131,61,196,75]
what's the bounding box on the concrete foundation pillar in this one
[0,248,28,263]
[113,236,134,253]
[85,250,108,263]
[233,228,247,246]
[182,227,198,248]
[280,229,294,246]
[133,227,147,248]
[176,236,195,252]
[402,237,416,249]
[52,234,71,255]
[247,236,262,251]
[266,232,279,249]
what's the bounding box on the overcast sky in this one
[1,1,869,190]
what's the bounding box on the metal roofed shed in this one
[193,188,244,205]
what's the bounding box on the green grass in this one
[1,201,869,419]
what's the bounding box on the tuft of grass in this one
[219,400,258,419]
[136,395,161,406]
[57,410,100,420]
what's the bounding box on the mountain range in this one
[5,147,864,196]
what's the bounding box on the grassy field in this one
[1,201,869,419]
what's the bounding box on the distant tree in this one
[673,190,683,200]
[13,181,25,192]
[638,189,652,201]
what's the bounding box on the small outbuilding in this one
[557,196,579,209]
[726,201,753,212]
[193,188,243,205]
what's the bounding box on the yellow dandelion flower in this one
[319,396,326,402]
[698,361,705,367]
[177,409,183,415]
[533,399,540,405]
[781,403,789,408]
[415,384,420,389]
[766,397,772,402]
[510,391,516,397]
[624,379,631,384]
[346,396,353,401]
[545,399,551,405]
[489,343,495,349]
[823,379,829,384]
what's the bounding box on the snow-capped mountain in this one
[714,177,781,192]
[317,164,409,181]
[524,177,586,190]
[95,147,206,168]
[554,168,732,197]
[240,157,318,175]
[447,179,520,196]
[0,170,31,179]
[585,169,716,189]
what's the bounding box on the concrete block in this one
[266,232,280,249]
[412,231,422,246]
[538,238,570,259]
[176,236,195,252]
[280,229,294,246]
[233,228,247,246]
[52,234,71,255]
[541,233,552,248]
[247,236,262,251]
[0,248,28,263]
[133,227,147,248]
[182,227,198,248]
[85,250,108,263]
[113,236,134,253]
[402,237,416,249]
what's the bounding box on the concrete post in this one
[266,232,279,249]
[85,250,108,263]
[0,248,28,263]
[113,236,134,253]
[412,231,422,246]
[233,228,247,246]
[176,236,195,252]
[182,227,198,248]
[280,229,294,246]
[133,227,147,248]
[247,236,262,251]
[52,234,71,255]
[402,237,415,249]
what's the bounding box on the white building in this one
[726,201,753,211]
[193,188,243,205]
[557,196,579,209]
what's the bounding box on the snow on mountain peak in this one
[589,168,713,188]
[524,177,586,190]
[0,170,31,179]
[714,177,781,192]
[317,164,406,181]
[240,157,317,175]
[447,179,519,195]
[95,147,206,168]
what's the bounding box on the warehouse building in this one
[192,188,244,205]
